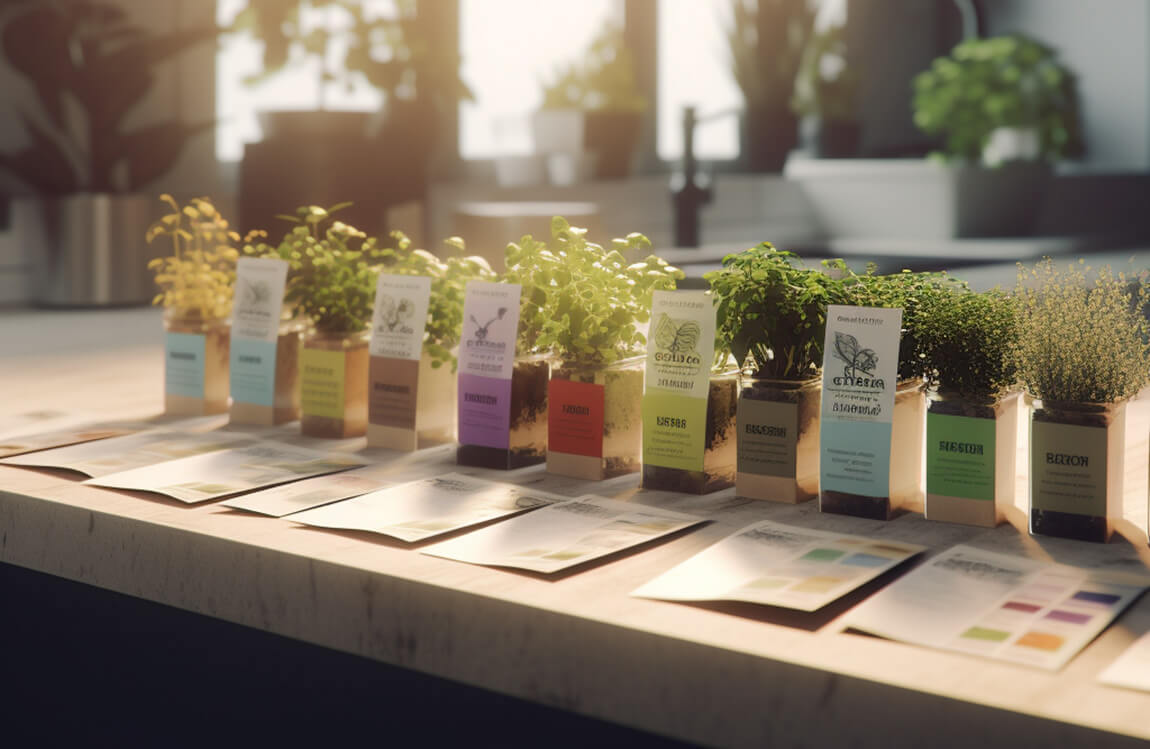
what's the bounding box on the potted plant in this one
[917,287,1021,527]
[787,33,1083,239]
[819,264,966,519]
[366,232,496,451]
[505,217,681,480]
[147,196,238,417]
[273,204,390,438]
[791,24,860,158]
[1014,259,1149,543]
[724,0,815,172]
[0,1,215,305]
[533,21,648,181]
[706,244,844,502]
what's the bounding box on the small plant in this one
[246,203,389,336]
[912,33,1084,162]
[384,231,496,371]
[540,22,646,112]
[705,243,844,379]
[147,195,239,321]
[917,287,1019,400]
[504,216,682,367]
[1014,259,1150,404]
[830,262,970,383]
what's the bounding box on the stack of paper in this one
[1,429,252,477]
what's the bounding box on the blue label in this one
[165,332,206,399]
[819,420,892,497]
[230,339,278,406]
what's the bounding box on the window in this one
[657,0,742,162]
[457,0,617,159]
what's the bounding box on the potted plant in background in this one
[918,286,1021,527]
[787,33,1083,239]
[532,21,648,182]
[706,244,843,502]
[227,0,471,236]
[366,232,495,451]
[0,1,215,306]
[724,0,815,172]
[790,24,860,158]
[148,196,238,417]
[505,217,681,480]
[1014,259,1149,543]
[820,264,966,519]
[275,204,389,438]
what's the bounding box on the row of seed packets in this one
[0,420,1147,675]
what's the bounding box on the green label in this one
[642,392,707,471]
[737,398,798,479]
[926,413,996,501]
[1030,419,1107,517]
[301,348,346,419]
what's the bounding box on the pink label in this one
[458,373,512,449]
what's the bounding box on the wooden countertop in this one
[3,307,1150,748]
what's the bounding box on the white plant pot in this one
[493,155,547,188]
[784,157,1052,239]
[531,109,585,153]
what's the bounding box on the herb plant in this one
[147,195,239,321]
[791,25,857,123]
[1014,259,1149,404]
[384,231,495,371]
[504,216,682,367]
[916,287,1019,400]
[705,243,844,379]
[831,262,970,382]
[912,34,1083,163]
[245,203,388,336]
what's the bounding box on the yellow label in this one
[301,348,346,419]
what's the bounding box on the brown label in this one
[369,356,419,430]
[737,398,799,479]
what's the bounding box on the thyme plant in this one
[917,287,1019,401]
[503,216,682,367]
[1014,259,1150,404]
[147,195,239,321]
[705,243,844,379]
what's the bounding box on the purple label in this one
[458,373,512,449]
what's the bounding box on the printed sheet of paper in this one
[422,496,705,574]
[0,420,140,459]
[289,473,565,543]
[1099,631,1150,692]
[0,428,251,477]
[83,441,367,504]
[843,544,1148,671]
[631,520,925,612]
[221,472,389,517]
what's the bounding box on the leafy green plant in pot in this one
[791,24,860,158]
[148,196,239,417]
[917,287,1021,527]
[535,21,647,181]
[724,0,815,172]
[268,204,391,438]
[365,232,496,451]
[504,216,681,480]
[1014,259,1150,543]
[0,1,215,305]
[821,264,969,519]
[910,33,1083,235]
[706,244,845,503]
